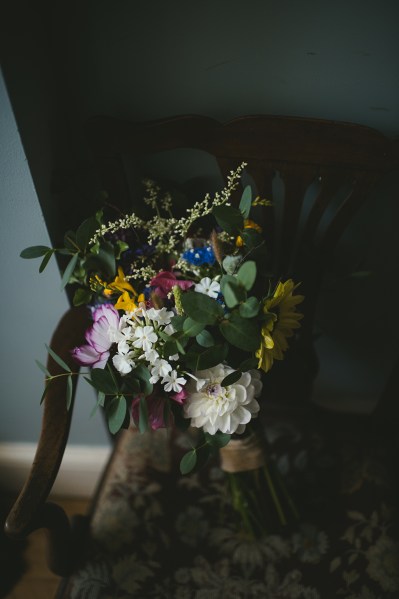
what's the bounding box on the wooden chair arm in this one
[4,306,91,574]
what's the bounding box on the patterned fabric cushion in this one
[59,415,399,599]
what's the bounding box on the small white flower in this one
[117,339,131,355]
[150,359,172,384]
[141,347,159,365]
[112,352,135,375]
[132,325,157,351]
[147,307,174,326]
[169,353,179,361]
[195,277,220,299]
[184,364,262,435]
[164,323,175,336]
[162,370,187,393]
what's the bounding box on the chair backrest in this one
[85,115,398,403]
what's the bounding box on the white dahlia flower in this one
[184,364,262,435]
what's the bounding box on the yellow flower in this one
[256,279,304,373]
[106,266,137,296]
[236,220,263,247]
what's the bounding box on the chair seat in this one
[58,413,398,599]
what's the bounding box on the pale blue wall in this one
[0,70,110,446]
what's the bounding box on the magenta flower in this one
[72,304,120,369]
[149,271,193,299]
[131,385,187,430]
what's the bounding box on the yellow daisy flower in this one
[256,279,304,373]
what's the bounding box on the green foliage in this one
[73,288,92,307]
[221,370,242,387]
[181,292,224,325]
[61,254,79,290]
[107,395,127,434]
[204,431,231,448]
[183,317,205,337]
[45,344,71,372]
[213,205,244,235]
[20,245,52,259]
[180,449,197,475]
[236,260,257,291]
[220,313,261,352]
[196,329,215,348]
[239,185,252,219]
[239,296,260,318]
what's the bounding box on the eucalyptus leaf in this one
[183,317,205,337]
[61,253,79,290]
[213,205,244,235]
[223,281,246,308]
[189,344,228,370]
[170,314,185,331]
[181,292,223,325]
[239,296,260,318]
[239,185,252,218]
[236,260,257,291]
[196,329,215,348]
[45,344,71,372]
[222,255,242,275]
[20,245,52,259]
[107,395,127,434]
[219,314,261,351]
[180,449,197,475]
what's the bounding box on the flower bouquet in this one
[22,163,304,537]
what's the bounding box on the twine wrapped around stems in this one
[219,432,266,473]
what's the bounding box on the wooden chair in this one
[5,115,399,598]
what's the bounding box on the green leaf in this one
[180,449,197,475]
[185,344,228,370]
[90,391,105,418]
[221,370,242,387]
[219,314,261,352]
[61,253,79,290]
[170,314,185,331]
[183,317,205,337]
[133,364,153,396]
[115,240,129,259]
[238,356,259,371]
[64,231,77,250]
[239,296,260,318]
[76,216,101,250]
[20,245,51,259]
[223,281,246,308]
[222,255,242,275]
[196,329,215,348]
[35,359,51,377]
[239,185,252,219]
[91,368,119,394]
[241,229,265,250]
[73,288,92,306]
[236,260,257,291]
[213,205,244,235]
[205,432,231,448]
[139,395,149,433]
[181,292,223,325]
[66,375,73,410]
[107,395,127,434]
[220,274,238,294]
[39,250,55,273]
[45,344,71,372]
[83,240,116,280]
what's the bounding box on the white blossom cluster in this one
[108,305,187,394]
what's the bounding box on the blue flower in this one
[181,246,216,266]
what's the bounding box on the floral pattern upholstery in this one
[59,414,399,599]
